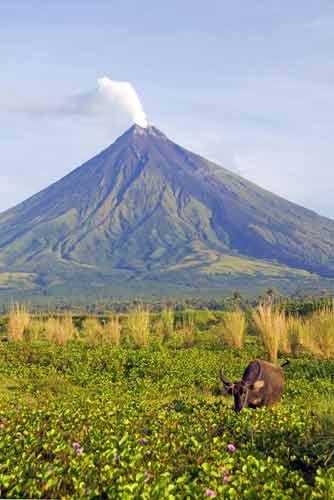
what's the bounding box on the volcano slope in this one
[0,124,334,299]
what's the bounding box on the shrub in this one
[7,304,30,342]
[309,391,334,467]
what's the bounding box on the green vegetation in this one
[0,306,334,498]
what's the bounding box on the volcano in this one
[0,124,334,298]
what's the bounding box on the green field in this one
[0,328,334,499]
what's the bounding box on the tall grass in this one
[82,317,104,345]
[44,312,76,345]
[5,304,334,359]
[179,312,195,348]
[220,311,246,348]
[285,315,302,355]
[299,308,334,358]
[278,315,291,355]
[126,306,150,347]
[160,308,174,340]
[7,304,30,342]
[104,315,121,346]
[252,304,287,362]
[253,305,334,360]
[24,318,45,342]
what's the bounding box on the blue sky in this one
[1,1,334,216]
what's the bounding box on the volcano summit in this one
[0,124,334,298]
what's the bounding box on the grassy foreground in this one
[0,340,334,499]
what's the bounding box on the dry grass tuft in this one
[126,306,150,347]
[44,312,76,345]
[299,308,334,358]
[285,315,302,355]
[24,318,45,342]
[103,315,121,346]
[278,315,291,355]
[179,312,195,348]
[220,311,246,348]
[253,304,287,362]
[7,304,30,342]
[160,308,174,340]
[82,317,104,345]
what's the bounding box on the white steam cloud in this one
[97,77,148,128]
[2,77,148,128]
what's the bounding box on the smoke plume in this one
[2,76,148,128]
[97,76,148,128]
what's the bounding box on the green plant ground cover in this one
[0,341,334,499]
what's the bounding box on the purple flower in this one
[144,471,151,483]
[227,443,236,452]
[72,442,84,454]
[224,475,230,484]
[206,489,216,497]
[0,424,4,430]
[140,438,148,445]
